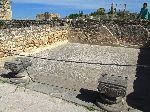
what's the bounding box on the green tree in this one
[67,11,84,19]
[90,8,105,16]
[68,13,79,19]
[97,8,105,15]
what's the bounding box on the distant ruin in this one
[36,12,60,21]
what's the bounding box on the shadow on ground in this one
[76,88,99,104]
[1,72,17,78]
[127,48,150,112]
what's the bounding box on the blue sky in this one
[11,0,150,19]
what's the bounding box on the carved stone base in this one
[96,98,125,112]
[99,94,122,104]
[4,57,32,75]
[96,74,128,111]
[15,71,28,78]
[3,57,32,84]
[10,74,30,85]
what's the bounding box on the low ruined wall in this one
[0,25,69,58]
[0,19,150,58]
[0,20,67,29]
[69,19,150,48]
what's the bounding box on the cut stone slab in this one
[0,83,92,112]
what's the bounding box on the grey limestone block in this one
[4,57,32,74]
[97,74,128,98]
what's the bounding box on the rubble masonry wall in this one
[0,22,69,58]
[0,19,150,58]
[69,19,150,48]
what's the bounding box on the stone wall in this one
[0,20,67,29]
[69,19,150,48]
[0,24,69,58]
[0,19,150,58]
[0,0,12,20]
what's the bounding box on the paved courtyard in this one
[0,42,150,111]
[27,42,140,93]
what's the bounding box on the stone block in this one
[4,57,32,74]
[96,74,128,112]
[0,52,4,58]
